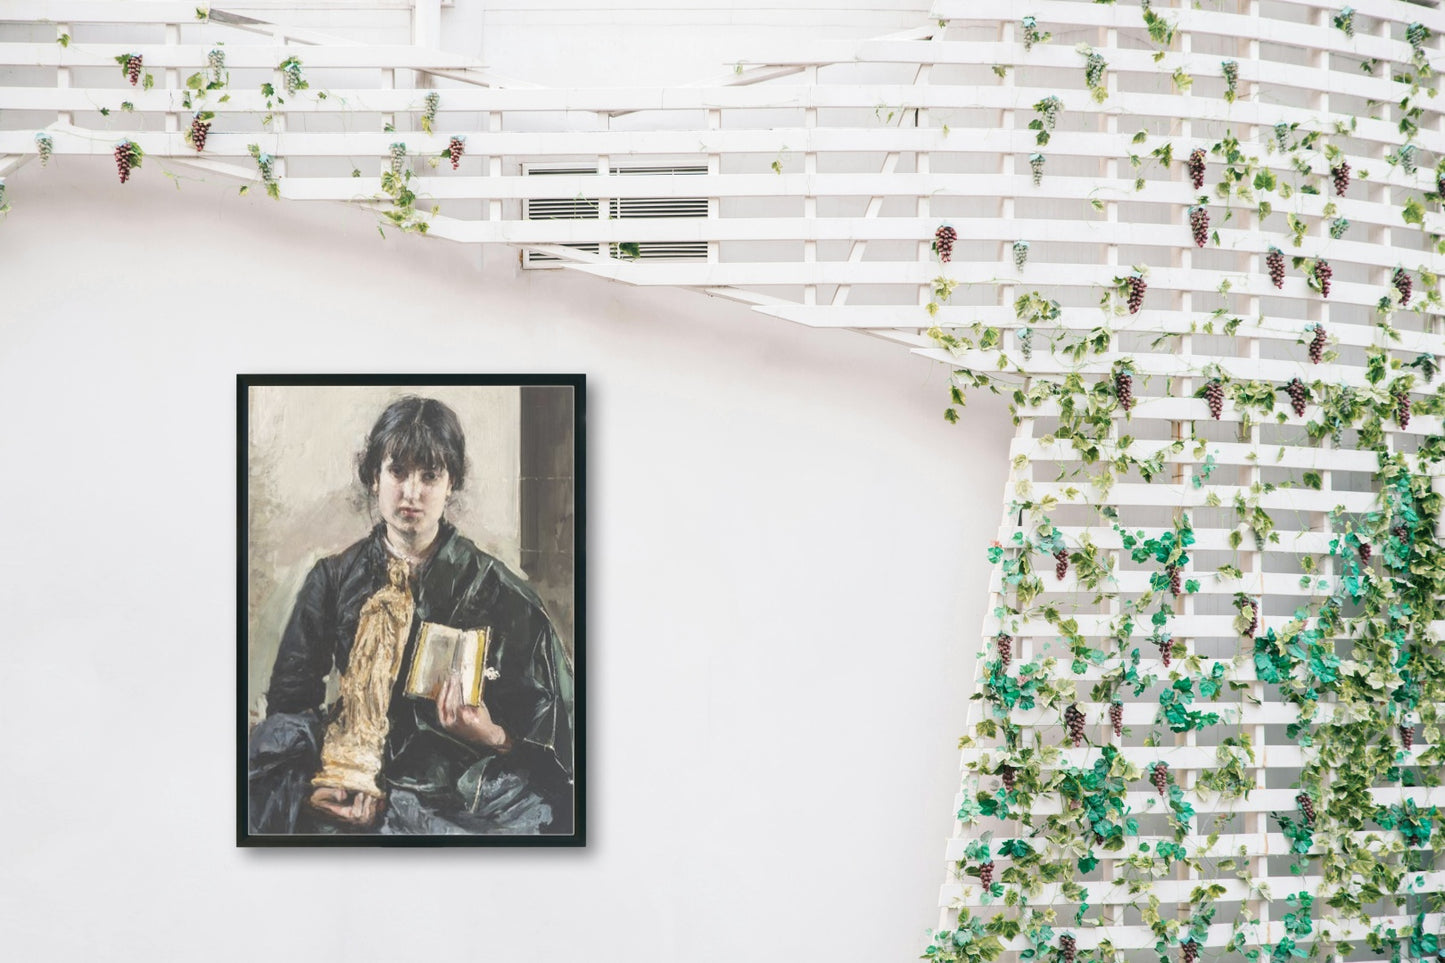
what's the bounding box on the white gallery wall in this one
[0,156,1009,960]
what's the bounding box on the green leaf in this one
[1403,197,1426,226]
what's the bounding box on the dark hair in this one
[357,396,467,493]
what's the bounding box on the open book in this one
[404,622,489,707]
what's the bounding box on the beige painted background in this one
[246,383,548,716]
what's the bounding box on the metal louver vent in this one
[524,165,708,266]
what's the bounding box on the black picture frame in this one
[237,374,586,847]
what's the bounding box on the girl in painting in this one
[247,396,574,835]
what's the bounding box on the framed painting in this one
[237,375,585,846]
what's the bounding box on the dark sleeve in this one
[514,621,575,779]
[264,559,336,715]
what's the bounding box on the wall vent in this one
[523,165,708,266]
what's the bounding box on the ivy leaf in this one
[1403,197,1425,226]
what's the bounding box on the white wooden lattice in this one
[2,1,1444,957]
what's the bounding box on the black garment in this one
[248,521,574,835]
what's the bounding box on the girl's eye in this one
[422,472,439,483]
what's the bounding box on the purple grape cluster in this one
[1331,160,1351,196]
[189,115,210,153]
[1187,148,1206,190]
[1402,724,1415,750]
[1205,380,1224,420]
[1285,377,1308,417]
[1168,564,1182,596]
[1182,941,1199,963]
[1000,764,1017,792]
[1396,388,1411,429]
[1064,704,1086,747]
[1054,549,1069,580]
[1109,701,1123,738]
[1359,542,1372,565]
[1243,599,1259,637]
[1394,268,1413,307]
[1059,935,1077,963]
[996,632,1013,668]
[1114,369,1134,411]
[448,136,465,170]
[1297,792,1316,826]
[1267,246,1286,289]
[114,141,135,183]
[126,54,143,86]
[1314,259,1333,298]
[1309,325,1327,364]
[979,860,995,889]
[1126,275,1146,314]
[1151,762,1169,795]
[1157,638,1173,667]
[934,224,957,263]
[1189,206,1209,247]
[1393,524,1409,543]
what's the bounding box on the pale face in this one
[375,455,452,547]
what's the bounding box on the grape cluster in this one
[1274,122,1290,152]
[1331,160,1351,196]
[423,91,440,127]
[1285,377,1308,417]
[1030,153,1045,186]
[1054,549,1070,580]
[1297,792,1316,826]
[1205,380,1224,420]
[934,224,957,263]
[1187,148,1206,190]
[1013,240,1029,271]
[1399,144,1419,176]
[977,859,995,889]
[1182,942,1199,963]
[34,131,52,167]
[1393,524,1409,543]
[1167,564,1182,596]
[1359,542,1372,565]
[1064,704,1086,747]
[1019,327,1034,361]
[1396,388,1411,429]
[389,142,407,176]
[1394,267,1413,307]
[1308,324,1327,364]
[207,47,226,75]
[1402,724,1416,750]
[1022,16,1041,51]
[1157,637,1173,667]
[1243,599,1259,637]
[189,115,210,153]
[1266,246,1286,289]
[114,140,135,183]
[1313,259,1332,298]
[995,632,1013,669]
[999,764,1017,792]
[1151,762,1169,795]
[1189,205,1209,247]
[281,59,305,96]
[1109,701,1123,738]
[1059,935,1077,963]
[1439,171,1445,198]
[1222,59,1239,99]
[1114,368,1134,411]
[448,135,465,170]
[1404,20,1427,54]
[1084,52,1106,91]
[1125,275,1146,314]
[126,54,143,86]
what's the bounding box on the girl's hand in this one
[437,673,513,752]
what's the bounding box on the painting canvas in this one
[238,375,585,846]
